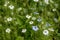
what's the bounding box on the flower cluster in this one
[0,0,59,40]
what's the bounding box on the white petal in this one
[32,26,39,31]
[44,0,49,4]
[9,5,14,10]
[52,9,56,11]
[43,30,49,35]
[26,15,31,19]
[22,29,27,33]
[6,28,11,33]
[34,0,39,2]
[29,21,34,24]
[7,17,12,22]
[48,28,54,31]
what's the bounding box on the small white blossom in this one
[33,0,39,2]
[44,0,49,4]
[52,8,56,11]
[26,15,31,19]
[29,21,34,24]
[37,18,42,22]
[7,17,12,22]
[9,5,14,10]
[48,28,54,31]
[22,29,27,33]
[43,30,49,35]
[32,26,39,31]
[32,17,36,20]
[6,28,11,33]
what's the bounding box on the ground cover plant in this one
[0,0,60,40]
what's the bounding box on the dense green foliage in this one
[0,0,60,40]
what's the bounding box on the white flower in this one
[6,28,11,33]
[8,5,14,10]
[29,21,34,24]
[7,17,12,22]
[32,26,39,31]
[48,28,54,31]
[37,18,42,22]
[26,15,31,19]
[32,17,36,20]
[44,0,49,4]
[22,29,27,33]
[33,0,39,2]
[43,30,49,35]
[52,8,56,11]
